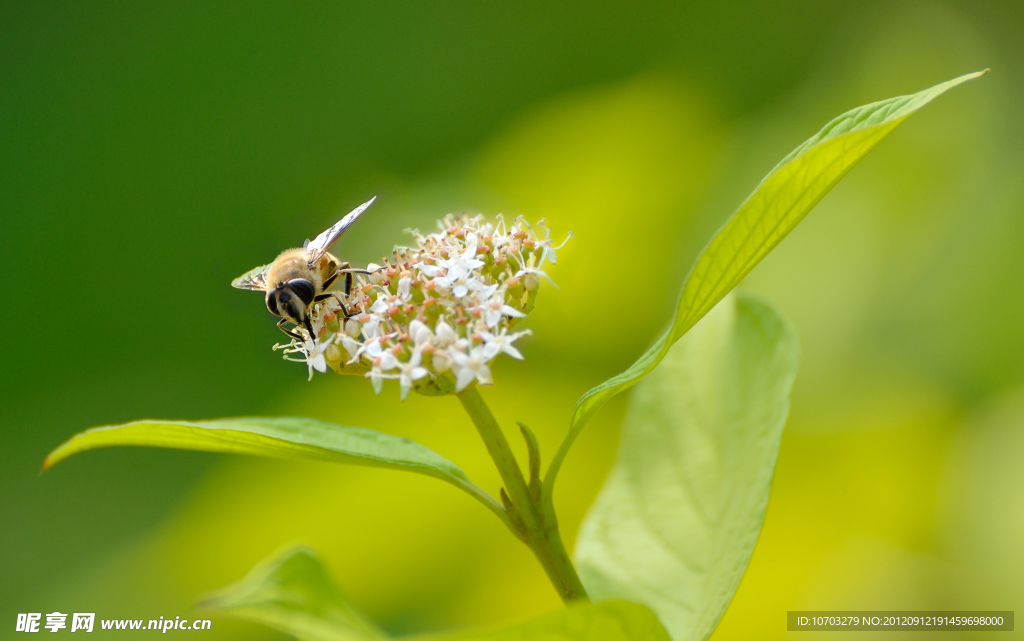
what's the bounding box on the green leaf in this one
[417,601,671,641]
[43,417,508,526]
[542,70,985,499]
[205,546,669,641]
[43,417,461,479]
[198,546,383,641]
[574,292,800,641]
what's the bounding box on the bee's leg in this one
[324,263,368,298]
[277,318,304,342]
[322,262,370,291]
[336,293,359,319]
[312,291,358,320]
[340,300,359,320]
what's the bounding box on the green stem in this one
[457,386,537,530]
[449,477,517,534]
[457,386,590,603]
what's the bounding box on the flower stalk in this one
[457,386,589,603]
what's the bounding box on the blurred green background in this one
[2,1,1022,639]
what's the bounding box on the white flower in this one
[413,261,444,278]
[480,328,529,361]
[511,248,559,290]
[536,220,573,265]
[286,336,334,381]
[431,348,452,373]
[431,242,486,298]
[450,346,494,392]
[360,296,390,338]
[365,345,399,395]
[408,320,434,348]
[360,317,385,339]
[369,295,390,314]
[344,317,362,338]
[476,281,499,300]
[366,337,391,360]
[340,335,362,360]
[489,215,511,249]
[509,225,570,290]
[483,287,526,328]
[430,281,450,298]
[514,263,558,290]
[348,335,386,365]
[434,320,458,348]
[366,262,384,285]
[396,350,429,401]
[397,276,413,302]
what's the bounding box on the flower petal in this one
[476,364,493,386]
[455,367,476,392]
[503,344,524,360]
[500,304,526,318]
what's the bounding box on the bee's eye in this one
[287,279,315,307]
[266,291,280,316]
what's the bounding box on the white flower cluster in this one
[276,214,570,399]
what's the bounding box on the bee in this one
[232,196,376,341]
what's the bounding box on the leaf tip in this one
[40,451,59,473]
[954,69,989,85]
[41,437,76,473]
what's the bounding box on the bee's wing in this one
[231,263,271,291]
[305,196,376,266]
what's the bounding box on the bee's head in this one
[267,279,316,339]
